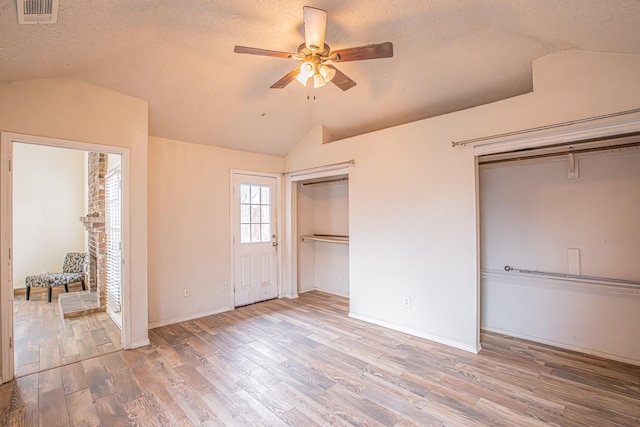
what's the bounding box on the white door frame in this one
[229,169,282,310]
[1,132,132,383]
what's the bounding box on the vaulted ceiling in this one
[1,1,639,155]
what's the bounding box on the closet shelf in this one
[300,234,349,244]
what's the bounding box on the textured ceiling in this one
[1,1,639,155]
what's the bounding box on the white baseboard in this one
[482,326,640,367]
[148,306,232,330]
[300,287,349,298]
[315,288,349,298]
[349,312,481,354]
[129,338,151,349]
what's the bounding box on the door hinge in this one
[9,336,13,348]
[8,248,11,260]
[8,160,11,172]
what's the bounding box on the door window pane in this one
[261,206,270,223]
[251,224,261,242]
[240,224,250,243]
[261,224,271,242]
[251,185,261,203]
[240,186,250,204]
[251,205,261,222]
[241,205,250,223]
[239,183,272,243]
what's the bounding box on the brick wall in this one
[87,152,107,311]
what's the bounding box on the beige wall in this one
[12,143,85,289]
[0,77,149,348]
[284,50,640,354]
[147,136,284,327]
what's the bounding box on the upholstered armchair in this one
[25,252,87,302]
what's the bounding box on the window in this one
[240,184,271,243]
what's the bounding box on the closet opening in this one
[478,133,640,365]
[294,172,350,298]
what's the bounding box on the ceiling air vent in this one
[16,0,59,25]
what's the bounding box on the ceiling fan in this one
[234,6,393,91]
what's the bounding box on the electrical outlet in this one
[221,282,227,291]
[183,288,190,298]
[403,296,411,308]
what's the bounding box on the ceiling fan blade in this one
[332,42,394,62]
[234,45,293,59]
[270,68,300,89]
[325,65,356,91]
[303,6,327,51]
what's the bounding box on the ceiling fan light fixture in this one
[295,60,316,86]
[295,72,309,86]
[319,64,336,82]
[234,6,393,92]
[300,61,315,77]
[313,73,327,88]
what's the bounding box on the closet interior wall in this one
[297,179,349,297]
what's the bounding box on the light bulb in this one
[299,61,315,78]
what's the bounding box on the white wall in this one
[284,50,640,354]
[12,143,86,289]
[480,148,640,363]
[147,136,284,327]
[297,181,349,296]
[297,186,315,293]
[0,77,149,349]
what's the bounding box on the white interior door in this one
[232,173,278,307]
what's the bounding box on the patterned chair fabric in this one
[25,252,87,302]
[62,252,85,273]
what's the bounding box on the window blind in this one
[105,167,122,314]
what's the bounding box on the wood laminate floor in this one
[7,291,640,426]
[13,290,122,377]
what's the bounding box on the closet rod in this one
[451,107,640,148]
[284,160,355,176]
[503,265,640,288]
[299,177,348,186]
[300,235,349,244]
